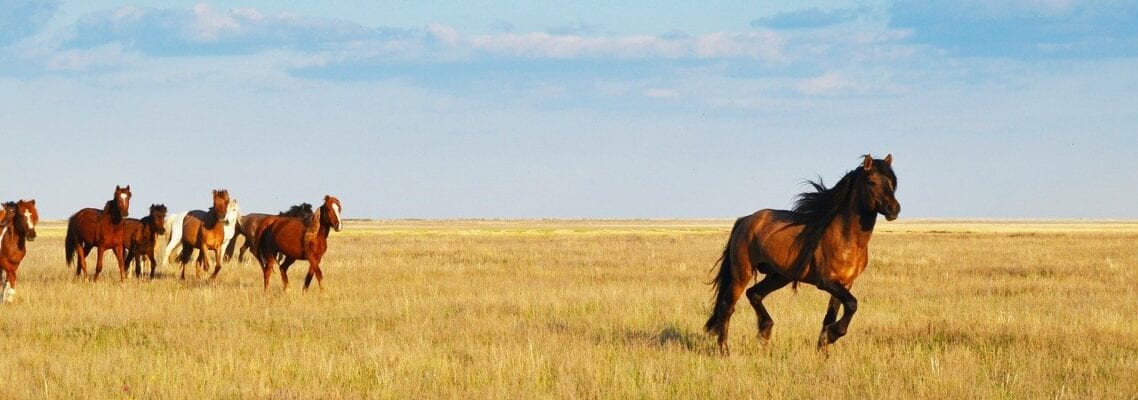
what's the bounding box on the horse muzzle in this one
[26,230,37,241]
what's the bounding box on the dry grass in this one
[1,220,1136,399]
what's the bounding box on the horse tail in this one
[65,215,78,266]
[175,241,194,264]
[704,217,744,336]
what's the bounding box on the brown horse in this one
[256,195,342,291]
[1,200,38,303]
[123,204,167,279]
[176,189,231,280]
[66,185,133,281]
[705,155,900,355]
[225,203,314,263]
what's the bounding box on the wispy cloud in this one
[751,7,866,29]
[63,3,404,56]
[889,0,1138,58]
[0,0,60,46]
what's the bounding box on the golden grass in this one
[2,220,1136,399]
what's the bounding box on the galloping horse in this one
[175,189,231,280]
[1,200,37,303]
[66,185,133,281]
[162,198,240,268]
[225,203,314,263]
[705,155,900,355]
[256,196,342,291]
[123,204,167,278]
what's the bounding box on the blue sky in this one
[2,0,1136,219]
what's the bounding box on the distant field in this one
[2,220,1136,398]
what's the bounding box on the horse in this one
[122,204,167,279]
[705,154,900,355]
[65,185,133,281]
[255,195,342,291]
[225,203,314,263]
[174,189,232,280]
[1,200,37,303]
[162,198,240,268]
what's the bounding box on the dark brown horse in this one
[255,196,342,291]
[705,155,900,355]
[66,185,133,281]
[175,189,231,280]
[1,200,38,303]
[224,203,314,263]
[123,204,167,279]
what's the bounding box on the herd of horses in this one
[0,187,342,304]
[2,154,900,354]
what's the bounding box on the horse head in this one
[858,154,900,221]
[114,185,132,218]
[321,195,343,232]
[212,189,231,225]
[149,204,168,235]
[16,199,38,241]
[0,202,14,229]
[225,198,242,226]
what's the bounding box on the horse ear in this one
[884,154,893,166]
[862,154,874,171]
[324,195,331,202]
[29,199,35,205]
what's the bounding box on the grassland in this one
[1,219,1136,399]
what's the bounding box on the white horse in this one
[161,198,241,271]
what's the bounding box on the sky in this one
[2,0,1137,219]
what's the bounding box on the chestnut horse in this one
[1,200,37,303]
[123,204,167,279]
[255,196,342,291]
[66,185,133,281]
[161,198,240,268]
[705,155,900,355]
[225,203,314,263]
[175,189,231,280]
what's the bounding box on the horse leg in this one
[196,245,209,280]
[113,245,127,282]
[1,263,15,303]
[74,244,90,278]
[261,253,276,291]
[209,246,223,280]
[745,273,791,343]
[147,254,158,278]
[93,247,106,281]
[279,258,295,291]
[239,241,250,263]
[816,281,858,353]
[303,257,324,291]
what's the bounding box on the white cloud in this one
[47,44,131,71]
[465,30,785,61]
[644,88,679,98]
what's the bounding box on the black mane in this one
[784,157,896,287]
[280,203,314,220]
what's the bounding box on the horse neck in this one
[837,190,877,245]
[104,200,124,224]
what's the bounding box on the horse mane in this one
[280,203,314,219]
[785,167,864,288]
[102,199,123,222]
[303,207,322,245]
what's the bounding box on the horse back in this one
[121,219,143,248]
[739,209,812,280]
[69,208,110,244]
[260,216,310,260]
[183,209,224,247]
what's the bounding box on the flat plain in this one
[1,219,1136,399]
